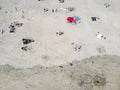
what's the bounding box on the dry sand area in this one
[0,0,120,90]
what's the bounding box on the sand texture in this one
[0,0,120,89]
[0,55,120,90]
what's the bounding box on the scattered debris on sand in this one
[93,75,106,86]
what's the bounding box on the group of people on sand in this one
[0,0,110,53]
[0,21,23,34]
[9,21,23,33]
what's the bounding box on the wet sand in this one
[0,55,120,90]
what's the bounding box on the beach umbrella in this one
[73,16,80,21]
[67,17,74,22]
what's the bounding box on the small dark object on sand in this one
[14,22,23,27]
[9,29,15,32]
[59,66,63,68]
[93,75,106,86]
[69,63,73,66]
[59,32,64,35]
[104,37,106,40]
[59,0,64,3]
[38,0,44,1]
[68,7,74,11]
[9,25,15,33]
[52,9,54,12]
[21,46,29,51]
[91,17,97,21]
[44,8,48,12]
[15,7,18,11]
[56,32,64,35]
[5,11,8,13]
[0,6,2,10]
[22,38,35,45]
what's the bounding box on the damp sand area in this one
[0,55,120,90]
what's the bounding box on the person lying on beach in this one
[9,25,15,33]
[14,21,23,27]
[22,38,35,45]
[56,32,64,36]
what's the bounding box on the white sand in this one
[0,0,120,68]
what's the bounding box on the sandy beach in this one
[0,55,120,90]
[0,0,120,89]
